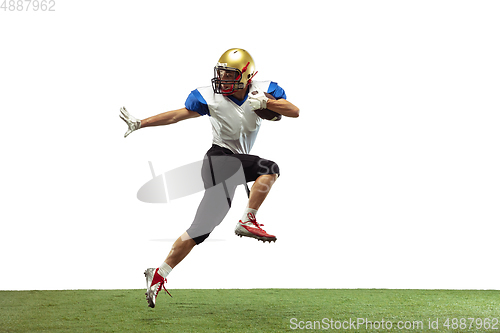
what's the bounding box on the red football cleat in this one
[144,268,172,308]
[234,213,277,243]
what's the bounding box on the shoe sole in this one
[144,268,156,308]
[235,228,277,243]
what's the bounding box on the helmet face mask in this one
[212,64,245,95]
[211,48,256,95]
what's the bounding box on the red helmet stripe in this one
[241,62,250,74]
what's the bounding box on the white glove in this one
[119,106,141,138]
[248,90,269,111]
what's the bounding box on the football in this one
[251,91,282,121]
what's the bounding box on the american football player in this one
[120,48,299,308]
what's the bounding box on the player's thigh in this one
[233,154,280,182]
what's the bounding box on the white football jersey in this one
[196,81,272,154]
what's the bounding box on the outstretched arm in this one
[140,108,201,128]
[120,107,200,138]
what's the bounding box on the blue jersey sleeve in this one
[267,81,287,100]
[185,89,210,116]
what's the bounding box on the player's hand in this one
[119,107,141,138]
[248,90,269,111]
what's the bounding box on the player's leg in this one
[145,151,243,307]
[233,155,280,242]
[164,151,241,264]
[248,173,278,210]
[184,153,242,242]
[145,234,194,308]
[145,191,234,308]
[165,232,196,268]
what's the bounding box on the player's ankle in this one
[157,262,173,278]
[241,208,258,224]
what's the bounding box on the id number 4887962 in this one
[1,0,55,11]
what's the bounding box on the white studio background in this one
[1,1,499,290]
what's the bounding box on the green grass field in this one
[1,289,499,332]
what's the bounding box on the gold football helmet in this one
[211,48,257,95]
